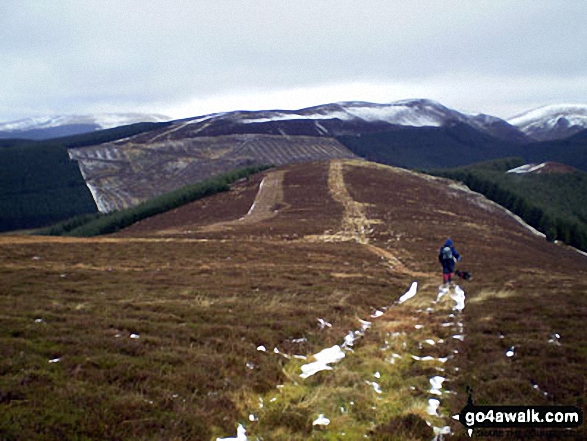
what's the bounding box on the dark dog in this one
[455,270,472,280]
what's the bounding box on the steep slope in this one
[508,104,587,141]
[2,160,585,440]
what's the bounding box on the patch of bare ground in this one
[1,159,585,440]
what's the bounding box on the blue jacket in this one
[439,239,460,273]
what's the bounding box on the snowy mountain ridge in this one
[507,104,587,141]
[173,99,529,143]
[0,113,170,131]
[192,99,506,129]
[0,113,172,140]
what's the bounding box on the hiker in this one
[438,238,461,284]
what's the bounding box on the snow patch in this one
[312,414,330,426]
[365,381,382,394]
[300,345,345,379]
[508,104,587,131]
[216,424,248,441]
[433,425,452,438]
[430,376,446,395]
[451,286,466,312]
[398,282,418,304]
[0,113,169,131]
[427,398,440,416]
[359,319,372,331]
[318,318,332,329]
[506,163,547,174]
[548,333,561,346]
[342,331,357,349]
[239,100,453,128]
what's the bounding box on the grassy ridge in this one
[40,165,272,237]
[430,158,587,251]
[0,122,173,233]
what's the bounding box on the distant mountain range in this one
[0,113,170,140]
[1,100,587,142]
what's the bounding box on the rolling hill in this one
[2,159,585,440]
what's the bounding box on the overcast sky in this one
[1,0,586,122]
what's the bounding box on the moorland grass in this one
[0,237,411,440]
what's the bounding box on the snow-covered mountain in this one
[508,104,587,141]
[0,113,170,140]
[170,99,529,143]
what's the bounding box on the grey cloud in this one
[1,0,586,120]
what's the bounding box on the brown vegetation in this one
[1,159,585,440]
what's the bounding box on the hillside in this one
[1,159,585,440]
[336,126,587,173]
[524,129,587,172]
[0,141,97,232]
[61,99,529,215]
[69,134,357,212]
[336,124,525,170]
[0,122,174,232]
[431,158,587,251]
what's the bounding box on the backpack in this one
[441,246,453,261]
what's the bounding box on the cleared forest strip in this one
[199,169,286,232]
[324,160,374,244]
